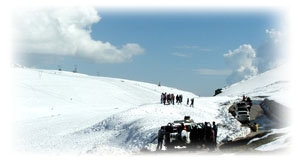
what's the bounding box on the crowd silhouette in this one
[161,92,194,107]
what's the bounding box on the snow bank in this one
[219,64,291,107]
[220,64,293,154]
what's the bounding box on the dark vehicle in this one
[214,88,222,96]
[158,116,215,150]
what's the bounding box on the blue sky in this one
[13,7,282,96]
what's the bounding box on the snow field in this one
[11,65,291,156]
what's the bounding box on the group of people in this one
[160,92,176,105]
[187,98,194,107]
[160,92,194,107]
[190,121,218,151]
[156,121,218,151]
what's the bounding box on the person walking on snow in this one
[190,98,194,107]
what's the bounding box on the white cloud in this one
[256,29,286,72]
[225,66,258,85]
[224,44,258,84]
[224,44,256,69]
[223,29,286,85]
[13,7,144,63]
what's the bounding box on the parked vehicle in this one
[158,116,215,150]
[234,102,249,111]
[232,101,250,123]
[235,107,249,115]
[230,102,249,116]
[236,111,250,123]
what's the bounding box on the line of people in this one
[160,92,194,107]
[160,92,175,105]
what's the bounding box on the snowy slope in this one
[219,64,293,152]
[11,67,203,154]
[219,64,291,107]
[11,65,291,156]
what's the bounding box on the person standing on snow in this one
[163,92,167,105]
[156,126,165,151]
[204,122,210,146]
[171,94,175,105]
[212,121,218,149]
[179,95,183,104]
[190,98,194,107]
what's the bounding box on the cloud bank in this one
[224,44,258,84]
[256,29,285,73]
[224,29,285,85]
[13,7,144,63]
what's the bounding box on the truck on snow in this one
[158,116,216,151]
[234,102,250,123]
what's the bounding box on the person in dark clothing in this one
[163,92,167,105]
[157,127,165,151]
[187,98,189,106]
[190,98,194,107]
[242,95,246,101]
[204,122,211,147]
[210,128,215,151]
[246,97,252,111]
[171,94,175,105]
[179,95,183,104]
[212,121,218,149]
[176,95,179,104]
[246,97,252,104]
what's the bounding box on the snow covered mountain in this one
[10,64,292,156]
[219,64,291,107]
